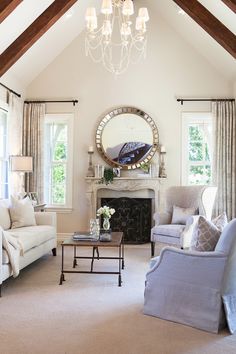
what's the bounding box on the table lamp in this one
[10,155,33,195]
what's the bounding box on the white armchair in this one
[144,219,236,333]
[151,185,217,255]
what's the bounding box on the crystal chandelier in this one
[85,0,149,76]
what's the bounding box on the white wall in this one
[26,4,233,233]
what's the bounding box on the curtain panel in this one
[213,100,236,220]
[23,103,45,203]
[8,92,23,196]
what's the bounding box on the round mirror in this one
[96,107,159,169]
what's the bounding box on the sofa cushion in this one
[171,205,196,225]
[9,196,36,229]
[6,225,56,253]
[153,224,185,238]
[0,199,11,230]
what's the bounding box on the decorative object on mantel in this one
[96,107,159,170]
[85,0,149,76]
[97,205,115,226]
[159,145,167,178]
[86,146,95,177]
[113,167,121,177]
[99,167,115,185]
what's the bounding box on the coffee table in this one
[59,232,124,287]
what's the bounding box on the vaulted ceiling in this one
[0,0,235,87]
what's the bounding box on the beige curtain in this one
[23,103,45,203]
[8,92,23,196]
[213,100,236,220]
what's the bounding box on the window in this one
[0,105,9,198]
[44,114,74,209]
[182,112,213,185]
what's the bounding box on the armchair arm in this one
[153,212,172,225]
[34,212,57,229]
[147,246,227,289]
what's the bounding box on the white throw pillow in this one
[171,205,196,225]
[0,199,11,230]
[9,196,36,229]
[212,212,228,232]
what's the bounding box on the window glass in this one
[44,114,73,208]
[182,113,212,186]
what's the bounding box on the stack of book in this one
[73,233,98,241]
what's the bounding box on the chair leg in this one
[151,242,155,257]
[52,248,57,256]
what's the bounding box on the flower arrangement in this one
[97,205,116,231]
[97,205,115,219]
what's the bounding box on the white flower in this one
[96,205,116,218]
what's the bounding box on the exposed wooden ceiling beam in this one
[0,0,77,77]
[221,0,236,13]
[0,0,23,24]
[172,0,236,59]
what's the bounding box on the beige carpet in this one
[1,243,236,354]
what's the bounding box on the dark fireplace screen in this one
[101,197,152,244]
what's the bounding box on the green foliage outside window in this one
[188,124,212,185]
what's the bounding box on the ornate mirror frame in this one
[95,107,159,170]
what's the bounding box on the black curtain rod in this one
[177,98,235,105]
[0,82,21,98]
[24,100,78,106]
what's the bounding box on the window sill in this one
[45,206,73,213]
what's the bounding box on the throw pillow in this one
[212,212,228,232]
[9,196,36,229]
[171,205,196,225]
[190,215,224,252]
[0,199,11,230]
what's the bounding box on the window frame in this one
[44,113,74,210]
[181,112,213,186]
[0,101,9,199]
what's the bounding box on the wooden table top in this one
[62,231,123,247]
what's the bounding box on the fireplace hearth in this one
[101,197,152,244]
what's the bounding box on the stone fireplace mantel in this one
[85,177,166,219]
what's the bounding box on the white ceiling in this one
[154,0,236,83]
[0,0,235,87]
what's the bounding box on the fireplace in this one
[101,197,152,244]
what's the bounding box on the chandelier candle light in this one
[85,0,149,75]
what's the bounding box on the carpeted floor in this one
[1,243,236,354]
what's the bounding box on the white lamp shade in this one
[101,0,113,15]
[85,7,97,20]
[122,0,134,16]
[10,156,33,172]
[138,8,149,22]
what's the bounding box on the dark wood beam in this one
[172,0,236,59]
[0,0,23,23]
[221,0,236,13]
[0,0,77,77]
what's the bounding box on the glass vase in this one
[103,217,110,231]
